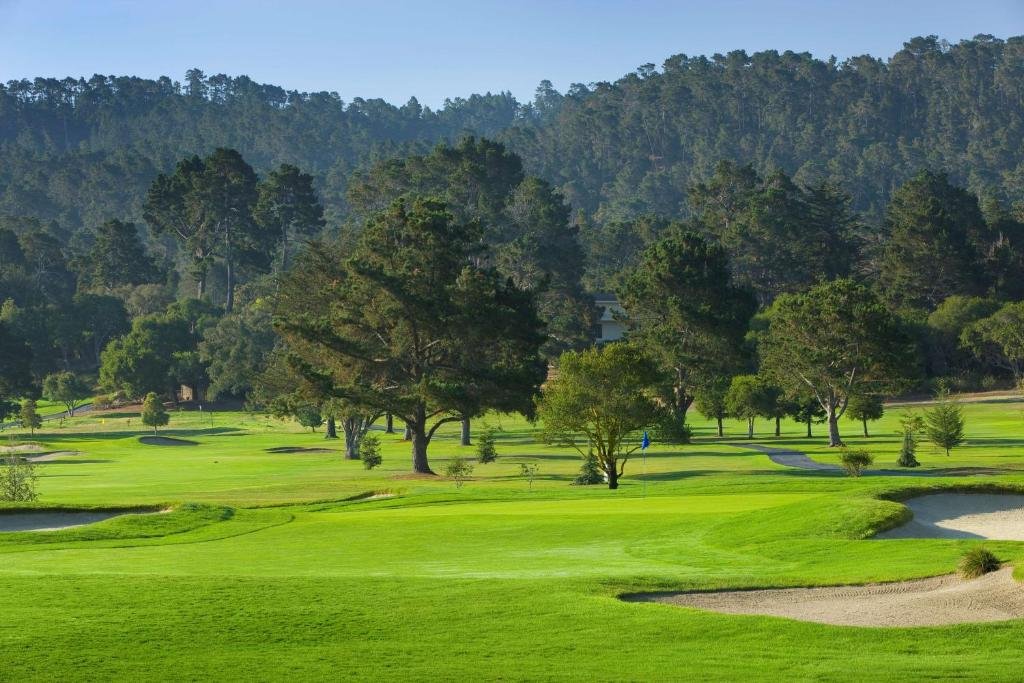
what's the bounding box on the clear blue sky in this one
[2,1,1021,108]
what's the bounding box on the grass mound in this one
[138,436,198,446]
[959,547,1000,578]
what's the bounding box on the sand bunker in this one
[25,451,83,462]
[0,444,44,455]
[628,568,1024,626]
[265,446,337,454]
[876,493,1024,540]
[138,436,198,446]
[0,510,155,533]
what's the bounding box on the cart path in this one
[740,442,1006,477]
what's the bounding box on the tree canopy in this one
[275,197,547,474]
[759,279,916,446]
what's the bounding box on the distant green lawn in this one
[2,399,1024,680]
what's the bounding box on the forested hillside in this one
[2,34,1022,247]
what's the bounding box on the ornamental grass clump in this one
[959,547,1000,579]
[839,447,873,477]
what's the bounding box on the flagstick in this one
[642,446,647,498]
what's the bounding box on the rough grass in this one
[1,398,1024,679]
[960,546,1001,578]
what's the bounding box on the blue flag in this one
[641,431,650,450]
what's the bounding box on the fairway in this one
[1,399,1024,680]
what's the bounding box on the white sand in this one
[876,493,1024,540]
[25,451,82,462]
[632,568,1024,626]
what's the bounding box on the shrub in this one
[839,447,873,477]
[92,394,115,410]
[572,452,604,485]
[0,456,37,501]
[294,405,323,432]
[360,434,382,470]
[444,457,474,487]
[476,425,497,463]
[959,547,1000,578]
[654,417,693,444]
[141,392,169,433]
[897,431,920,467]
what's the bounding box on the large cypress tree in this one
[275,197,547,474]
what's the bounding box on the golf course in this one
[0,396,1022,681]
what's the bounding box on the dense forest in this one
[2,34,1022,263]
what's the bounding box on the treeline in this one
[3,139,1024,477]
[2,35,1023,288]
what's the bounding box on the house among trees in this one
[593,293,626,343]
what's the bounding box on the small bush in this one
[445,457,474,487]
[294,404,323,432]
[0,456,38,501]
[959,547,1000,579]
[92,394,115,410]
[141,392,169,433]
[360,434,382,470]
[572,452,604,485]
[897,431,920,468]
[654,418,692,444]
[476,425,497,463]
[839,447,873,477]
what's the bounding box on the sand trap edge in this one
[623,567,1024,627]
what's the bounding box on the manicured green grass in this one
[2,397,1024,680]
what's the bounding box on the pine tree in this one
[476,425,497,464]
[924,393,965,457]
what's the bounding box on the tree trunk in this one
[606,463,619,490]
[460,417,471,446]
[862,419,869,438]
[225,255,234,313]
[280,232,290,273]
[344,424,359,460]
[196,275,205,300]
[716,417,723,437]
[385,413,394,434]
[403,425,411,441]
[324,416,338,439]
[745,417,754,439]
[827,409,843,447]
[774,416,781,437]
[806,417,812,438]
[671,375,692,431]
[409,406,433,474]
